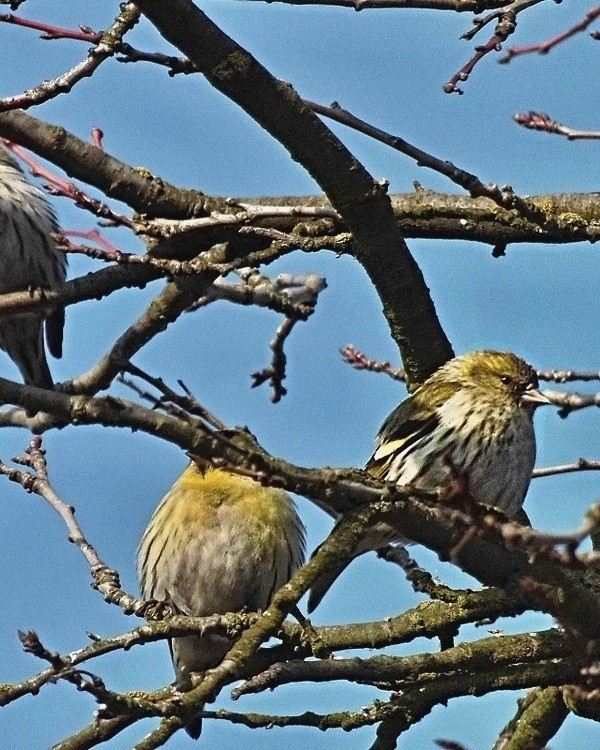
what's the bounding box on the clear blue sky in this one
[1,2,599,748]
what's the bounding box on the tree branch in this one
[492,686,569,750]
[134,0,454,386]
[0,380,598,641]
[0,4,140,112]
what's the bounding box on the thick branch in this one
[236,629,569,693]
[0,381,598,640]
[0,265,159,319]
[219,192,600,247]
[0,109,226,218]
[369,659,576,750]
[493,686,569,750]
[134,0,453,385]
[0,583,529,712]
[64,271,218,394]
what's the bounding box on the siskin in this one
[138,460,305,738]
[308,350,550,611]
[0,148,66,388]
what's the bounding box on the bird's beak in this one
[521,386,552,407]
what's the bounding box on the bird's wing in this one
[365,380,461,479]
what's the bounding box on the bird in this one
[137,459,306,738]
[307,350,549,612]
[0,147,66,388]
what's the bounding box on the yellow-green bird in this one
[138,460,305,738]
[308,350,550,611]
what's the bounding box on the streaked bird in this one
[308,350,549,611]
[138,460,305,738]
[0,148,66,388]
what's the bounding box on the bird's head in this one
[438,350,550,409]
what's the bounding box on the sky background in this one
[0,1,599,748]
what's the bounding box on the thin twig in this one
[461,0,543,40]
[533,459,600,478]
[377,545,463,601]
[0,437,151,616]
[251,316,296,402]
[513,112,600,141]
[445,5,516,93]
[543,389,600,417]
[340,344,406,380]
[340,345,600,415]
[188,269,326,319]
[307,100,531,213]
[118,363,228,430]
[3,139,137,227]
[537,369,600,383]
[0,5,141,112]
[499,6,600,62]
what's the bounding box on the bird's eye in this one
[500,375,513,385]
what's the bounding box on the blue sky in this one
[0,2,599,748]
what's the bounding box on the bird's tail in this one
[0,316,54,389]
[307,550,353,613]
[185,714,203,740]
[307,521,406,612]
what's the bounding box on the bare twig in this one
[251,316,296,403]
[377,545,463,602]
[513,112,600,141]
[340,344,406,380]
[533,459,600,478]
[0,265,160,321]
[0,437,151,616]
[543,389,600,417]
[445,0,547,94]
[441,495,600,569]
[117,44,195,76]
[118,363,228,431]
[17,631,119,710]
[60,240,218,276]
[3,139,137,227]
[445,15,515,94]
[500,6,600,62]
[492,686,568,750]
[224,269,326,401]
[0,5,141,112]
[189,269,326,318]
[461,0,543,40]
[307,99,536,214]
[1,612,268,709]
[500,502,600,557]
[340,345,600,415]
[537,369,600,383]
[62,244,236,395]
[146,205,340,237]
[50,715,136,750]
[0,14,102,42]
[209,0,531,9]
[133,719,183,750]
[234,629,569,695]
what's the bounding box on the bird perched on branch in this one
[308,349,550,611]
[138,459,305,739]
[0,148,66,388]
